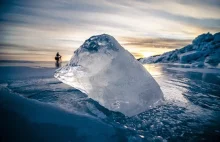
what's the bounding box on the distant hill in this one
[139,32,220,68]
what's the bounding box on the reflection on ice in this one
[143,64,163,77]
[144,64,189,104]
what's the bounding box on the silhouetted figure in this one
[55,52,62,68]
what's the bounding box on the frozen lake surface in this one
[0,61,220,141]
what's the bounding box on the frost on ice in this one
[54,34,164,116]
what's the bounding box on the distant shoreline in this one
[0,60,68,63]
[0,60,35,63]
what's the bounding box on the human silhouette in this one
[55,52,62,67]
[55,52,62,62]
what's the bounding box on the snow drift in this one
[54,34,164,116]
[139,32,220,68]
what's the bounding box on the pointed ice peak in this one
[74,34,120,55]
[192,32,214,45]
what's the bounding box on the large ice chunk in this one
[54,34,164,116]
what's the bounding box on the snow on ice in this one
[139,32,220,68]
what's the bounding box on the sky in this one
[0,0,220,61]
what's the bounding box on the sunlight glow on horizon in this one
[142,52,155,58]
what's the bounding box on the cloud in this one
[0,0,219,61]
[119,36,192,49]
[111,0,220,19]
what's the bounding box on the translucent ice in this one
[54,34,164,116]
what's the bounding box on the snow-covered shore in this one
[139,32,220,68]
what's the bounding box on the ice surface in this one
[0,87,120,141]
[139,32,220,68]
[54,34,164,116]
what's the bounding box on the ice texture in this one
[139,32,220,68]
[54,34,164,116]
[179,51,205,63]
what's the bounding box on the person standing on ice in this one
[55,52,62,63]
[55,52,62,68]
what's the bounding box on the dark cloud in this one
[145,9,220,31]
[120,37,192,49]
[176,0,220,7]
[0,43,74,54]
